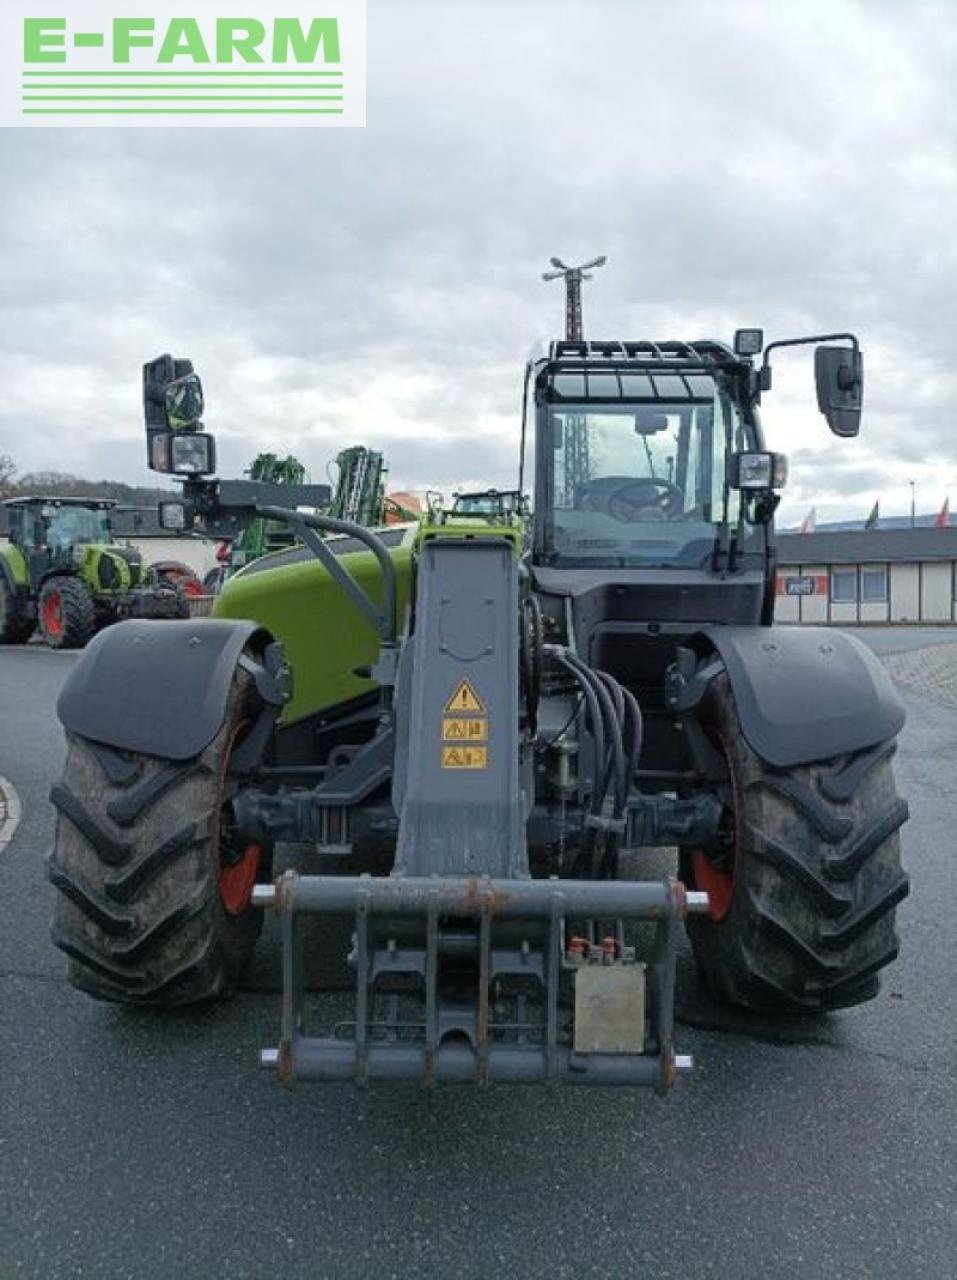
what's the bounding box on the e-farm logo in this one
[2,1,366,127]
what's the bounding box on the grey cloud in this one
[1,0,954,510]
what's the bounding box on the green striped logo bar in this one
[4,2,366,127]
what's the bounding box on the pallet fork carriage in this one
[48,291,908,1093]
[254,874,706,1088]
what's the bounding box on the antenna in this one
[542,255,607,341]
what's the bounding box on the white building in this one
[775,527,957,624]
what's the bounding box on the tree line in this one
[0,454,169,506]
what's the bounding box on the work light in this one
[730,451,788,490]
[170,432,216,477]
[733,328,764,356]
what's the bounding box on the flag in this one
[936,497,950,529]
[864,500,879,530]
[799,506,815,534]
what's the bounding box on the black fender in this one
[57,618,272,761]
[695,625,905,768]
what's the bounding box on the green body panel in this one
[212,529,416,724]
[1,543,29,586]
[415,516,524,550]
[74,544,136,595]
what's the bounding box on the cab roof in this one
[1,496,116,508]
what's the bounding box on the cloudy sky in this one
[1,0,954,524]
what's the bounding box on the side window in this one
[860,566,887,603]
[831,568,857,603]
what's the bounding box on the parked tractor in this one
[0,496,194,648]
[451,488,529,519]
[47,322,908,1091]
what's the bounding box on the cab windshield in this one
[43,505,111,552]
[543,384,753,567]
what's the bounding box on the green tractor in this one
[451,487,529,519]
[47,326,908,1092]
[0,496,191,648]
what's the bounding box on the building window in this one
[831,568,857,603]
[861,567,888,603]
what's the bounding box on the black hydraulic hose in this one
[618,682,644,785]
[522,595,544,740]
[551,653,605,819]
[257,505,398,644]
[596,671,628,815]
[556,652,628,882]
[599,676,645,881]
[565,653,626,820]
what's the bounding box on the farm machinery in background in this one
[0,495,199,648]
[206,446,423,591]
[47,271,908,1094]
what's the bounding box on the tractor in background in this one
[451,488,529,519]
[0,495,194,648]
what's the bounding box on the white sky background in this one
[0,0,954,522]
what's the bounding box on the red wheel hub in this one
[215,721,262,916]
[219,843,263,916]
[41,590,63,638]
[691,850,735,922]
[692,730,740,923]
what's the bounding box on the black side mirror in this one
[165,373,204,429]
[815,345,863,437]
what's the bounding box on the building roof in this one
[1,495,116,508]
[777,525,957,565]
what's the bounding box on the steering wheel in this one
[577,475,685,522]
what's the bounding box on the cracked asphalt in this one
[1,632,955,1279]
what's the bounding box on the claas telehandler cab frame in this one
[47,327,907,1092]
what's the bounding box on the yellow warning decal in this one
[444,679,485,714]
[441,745,488,770]
[442,717,488,742]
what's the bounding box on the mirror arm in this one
[758,332,860,393]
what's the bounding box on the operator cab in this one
[3,497,114,553]
[452,488,528,519]
[529,341,774,631]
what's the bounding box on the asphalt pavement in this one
[1,632,955,1279]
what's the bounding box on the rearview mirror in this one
[815,346,863,437]
[634,408,670,434]
[165,373,204,429]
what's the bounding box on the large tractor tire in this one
[38,575,96,649]
[0,574,35,643]
[153,560,204,600]
[682,675,909,1014]
[48,660,270,1005]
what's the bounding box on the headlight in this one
[170,432,216,476]
[730,451,788,490]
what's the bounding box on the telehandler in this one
[47,323,908,1089]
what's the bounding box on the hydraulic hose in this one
[522,595,544,740]
[564,653,626,820]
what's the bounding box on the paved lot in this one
[1,633,955,1278]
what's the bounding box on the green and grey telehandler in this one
[0,496,196,648]
[48,313,908,1091]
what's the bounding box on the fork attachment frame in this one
[255,871,705,1091]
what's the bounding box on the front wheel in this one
[682,675,909,1014]
[38,576,95,649]
[0,574,34,643]
[48,658,271,1005]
